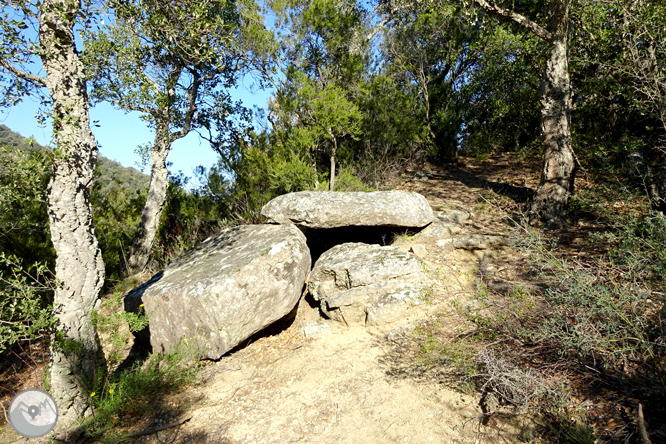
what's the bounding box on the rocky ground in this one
[1,154,550,444]
[102,155,542,444]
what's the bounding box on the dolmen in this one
[125,190,436,358]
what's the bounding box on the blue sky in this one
[1,4,278,188]
[0,79,273,185]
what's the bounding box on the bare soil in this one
[1,154,558,444]
[94,155,543,444]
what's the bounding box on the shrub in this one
[413,205,665,441]
[0,254,56,354]
[84,347,201,440]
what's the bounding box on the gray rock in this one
[307,243,429,327]
[453,234,509,251]
[302,322,331,339]
[382,323,416,344]
[436,209,471,224]
[414,171,429,181]
[261,191,434,229]
[125,224,311,359]
[409,244,427,257]
[435,238,455,247]
[416,220,462,240]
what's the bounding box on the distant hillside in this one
[0,124,149,196]
[0,124,45,152]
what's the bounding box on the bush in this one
[503,221,665,396]
[84,348,201,439]
[412,202,666,441]
[316,165,374,192]
[0,146,57,353]
[0,146,54,270]
[0,254,56,354]
[91,174,146,281]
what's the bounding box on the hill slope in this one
[0,124,149,196]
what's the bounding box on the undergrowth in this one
[82,281,204,441]
[413,194,666,443]
[82,346,201,441]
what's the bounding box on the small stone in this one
[302,322,331,339]
[410,244,427,257]
[436,209,471,224]
[435,238,454,247]
[453,234,509,251]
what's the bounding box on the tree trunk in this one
[329,134,337,191]
[39,0,105,427]
[530,0,575,225]
[127,129,171,274]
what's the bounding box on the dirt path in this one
[122,157,540,444]
[0,156,539,444]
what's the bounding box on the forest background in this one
[1,0,666,440]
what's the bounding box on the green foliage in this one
[318,165,372,192]
[0,124,45,151]
[153,171,232,264]
[79,280,199,439]
[83,346,201,440]
[0,254,56,353]
[228,144,318,219]
[82,0,266,158]
[92,285,148,367]
[606,212,666,283]
[460,25,544,155]
[468,216,666,397]
[96,157,149,197]
[91,173,146,281]
[271,71,363,186]
[0,142,56,360]
[356,74,430,161]
[0,144,54,268]
[380,2,479,161]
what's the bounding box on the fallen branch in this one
[108,416,193,444]
[51,416,192,444]
[637,404,652,444]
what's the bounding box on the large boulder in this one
[307,243,429,327]
[124,225,311,359]
[261,191,434,229]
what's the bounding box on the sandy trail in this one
[152,160,535,444]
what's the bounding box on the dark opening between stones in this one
[300,225,425,264]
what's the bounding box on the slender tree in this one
[84,0,264,274]
[469,0,575,225]
[269,0,367,187]
[0,0,105,426]
[273,73,362,190]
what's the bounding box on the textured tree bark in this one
[473,0,575,224]
[39,0,105,427]
[127,129,170,274]
[530,0,575,225]
[329,133,337,191]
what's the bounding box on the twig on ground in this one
[108,416,192,444]
[637,403,652,444]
